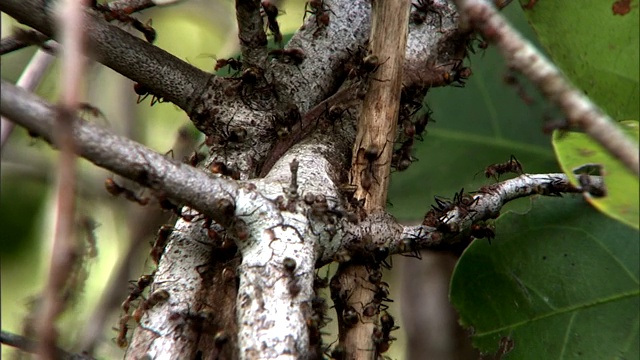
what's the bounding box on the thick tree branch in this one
[1,0,211,113]
[453,0,640,176]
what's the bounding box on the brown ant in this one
[303,0,334,35]
[392,138,416,171]
[132,289,170,323]
[470,223,496,244]
[483,155,524,181]
[261,1,283,44]
[442,62,472,87]
[205,112,248,149]
[358,143,388,191]
[214,56,242,74]
[411,0,446,27]
[183,151,205,167]
[121,273,154,315]
[268,48,306,65]
[342,306,359,327]
[209,161,241,180]
[413,108,435,141]
[150,225,173,265]
[77,102,106,121]
[104,178,149,206]
[282,257,301,297]
[348,53,389,82]
[155,193,197,221]
[114,314,131,348]
[93,4,156,43]
[133,82,163,106]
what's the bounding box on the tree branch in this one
[453,0,640,177]
[1,330,96,360]
[0,79,244,226]
[235,0,268,69]
[1,0,211,113]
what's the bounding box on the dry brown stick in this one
[36,1,87,358]
[453,0,639,177]
[334,0,411,359]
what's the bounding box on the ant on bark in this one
[92,3,156,43]
[303,0,335,36]
[482,155,524,181]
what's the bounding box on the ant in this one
[470,223,496,244]
[93,4,156,43]
[392,138,416,171]
[183,151,205,167]
[483,155,524,181]
[261,1,283,44]
[442,62,472,87]
[209,161,241,180]
[268,48,306,65]
[413,112,431,141]
[282,257,302,297]
[104,178,149,206]
[155,193,197,221]
[215,56,243,74]
[342,306,359,327]
[358,143,388,191]
[120,274,153,314]
[411,0,446,28]
[303,0,334,35]
[114,314,131,348]
[348,53,389,82]
[150,225,173,265]
[133,82,163,106]
[204,112,248,149]
[132,289,170,323]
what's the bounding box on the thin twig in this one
[1,330,96,360]
[0,28,50,55]
[453,0,639,176]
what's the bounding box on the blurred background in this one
[1,1,556,358]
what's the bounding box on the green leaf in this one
[450,196,640,359]
[552,120,639,229]
[520,0,640,121]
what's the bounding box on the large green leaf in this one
[553,120,639,229]
[450,196,640,359]
[520,0,640,121]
